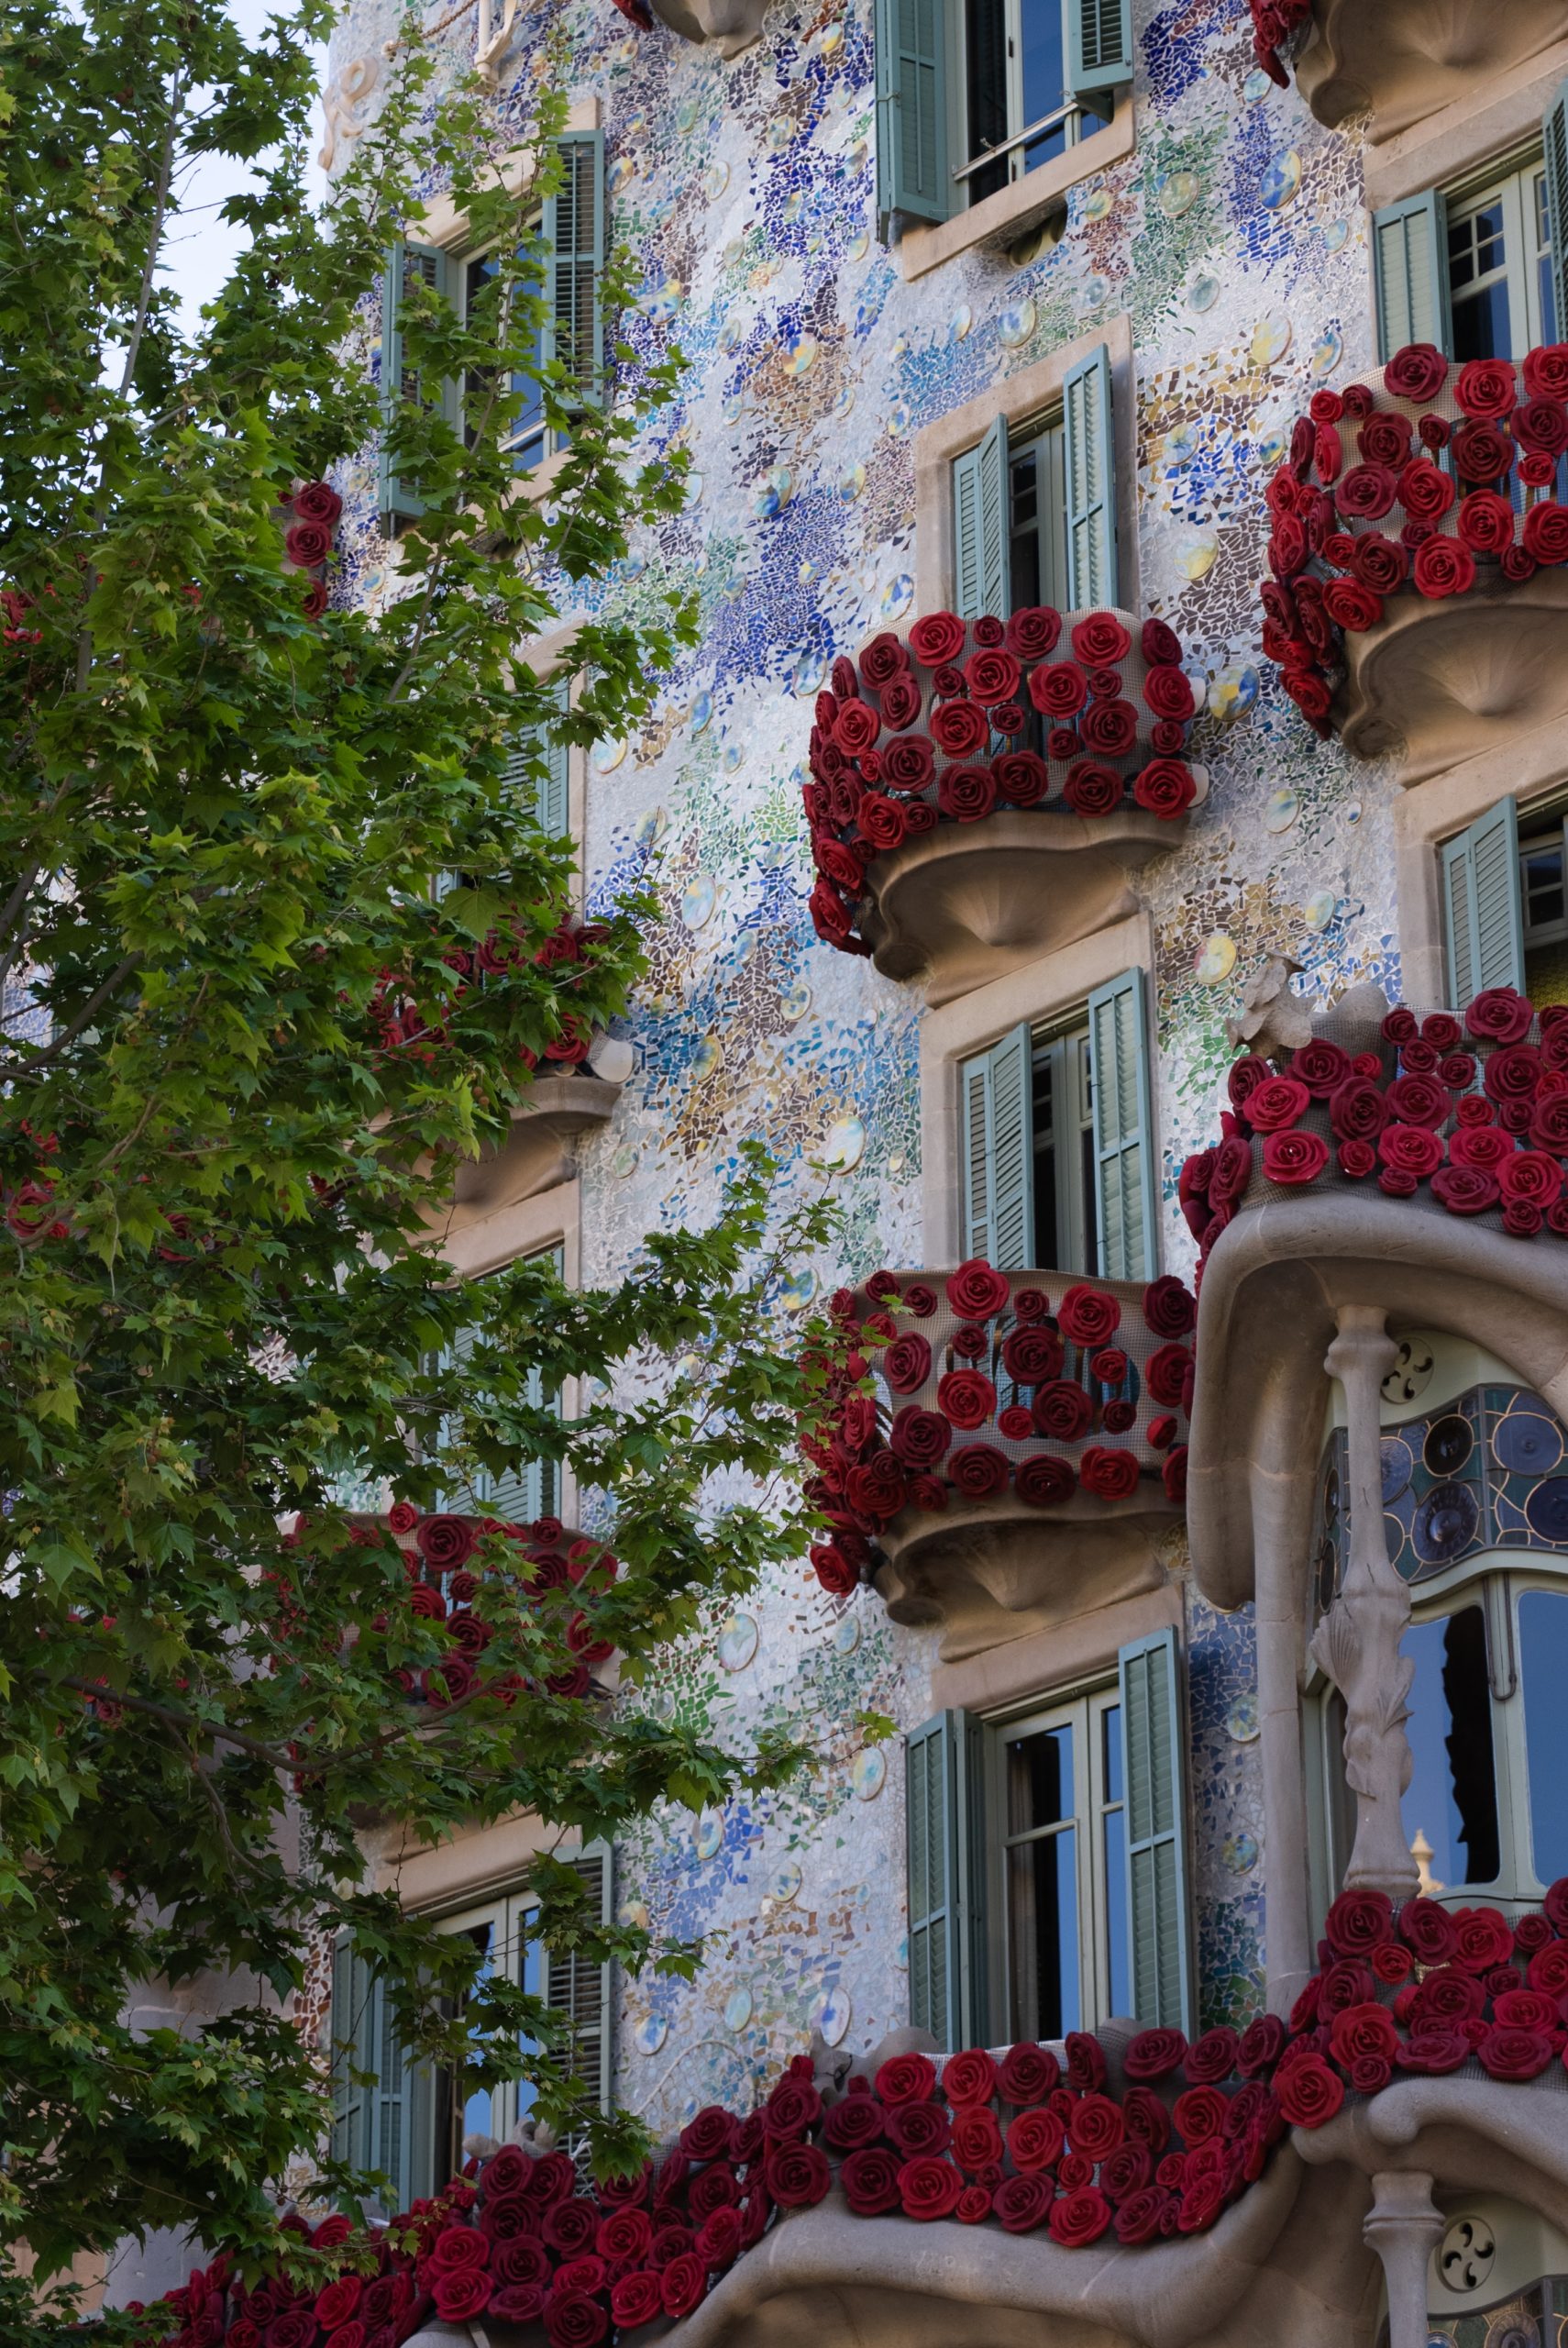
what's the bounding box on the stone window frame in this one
[911,312,1139,618]
[1396,760,1568,1006]
[1365,41,1568,216]
[892,93,1134,285]
[918,908,1154,1264]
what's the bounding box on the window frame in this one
[985,1678,1127,2041]
[1443,142,1555,361]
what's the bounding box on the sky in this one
[161,0,330,335]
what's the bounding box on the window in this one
[436,1246,565,1522]
[502,676,571,841]
[905,1629,1191,2052]
[1371,93,1568,363]
[957,969,1155,1279]
[874,0,1131,229]
[328,1850,612,2206]
[379,132,605,533]
[1440,792,1568,1012]
[949,344,1117,616]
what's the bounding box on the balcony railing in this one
[805,1262,1191,1655]
[1249,0,1568,141]
[803,608,1202,1004]
[1260,345,1568,780]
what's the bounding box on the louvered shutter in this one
[905,1711,983,2052]
[545,1846,613,2125]
[1371,192,1452,362]
[1065,0,1132,115]
[502,677,571,837]
[1088,969,1157,1280]
[329,1940,368,2171]
[1063,343,1118,611]
[952,415,1010,621]
[874,0,951,231]
[1544,84,1568,344]
[1119,1629,1192,2032]
[542,132,604,409]
[959,1023,1033,1269]
[440,1250,563,1523]
[1441,798,1525,1002]
[379,240,452,529]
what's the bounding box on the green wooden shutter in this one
[1441,798,1525,1002]
[379,240,452,529]
[959,1022,1033,1269]
[542,132,604,411]
[440,1250,563,1523]
[874,0,951,231]
[1088,969,1156,1281]
[1371,192,1452,362]
[1544,84,1568,343]
[905,1711,983,2052]
[952,415,1010,621]
[329,1939,368,2172]
[1119,1629,1191,2032]
[545,1846,614,2131]
[1065,0,1132,116]
[1063,344,1118,611]
[502,677,571,837]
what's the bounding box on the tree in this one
[0,0,837,2310]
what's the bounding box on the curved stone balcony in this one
[805,1261,1191,1659]
[1250,0,1568,142]
[803,608,1203,1005]
[1259,345,1568,781]
[453,1053,630,1211]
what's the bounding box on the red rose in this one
[999,2042,1060,2102]
[1455,356,1518,418]
[1079,698,1139,757]
[1523,501,1568,564]
[1063,759,1124,815]
[608,2274,662,2329]
[1170,2085,1226,2143]
[949,2106,1004,2173]
[1385,1070,1449,1126]
[1242,1074,1309,1133]
[1030,1379,1090,1441]
[858,792,909,851]
[1078,1445,1140,1499]
[1453,424,1512,482]
[1263,1129,1329,1185]
[1048,2186,1111,2245]
[1499,1149,1562,1205]
[945,1258,1011,1318]
[881,734,934,791]
[1132,757,1196,817]
[839,2146,901,2214]
[1001,1323,1064,1383]
[1475,2024,1553,2080]
[1144,1343,1191,1405]
[1237,2014,1286,2077]
[889,2104,954,2157]
[1143,663,1195,722]
[889,1406,951,1468]
[1165,1445,1191,1500]
[1448,1124,1509,1168]
[1016,1454,1077,1505]
[988,2173,1048,2232]
[1183,2025,1239,2084]
[1323,578,1383,631]
[948,1443,1009,1496]
[433,2269,493,2322]
[765,2074,823,2137]
[1125,2027,1187,2080]
[1452,1904,1514,1973]
[875,2050,936,2104]
[1328,1999,1399,2070]
[936,762,997,822]
[1456,490,1515,554]
[1275,2052,1344,2127]
[1377,1123,1442,1178]
[996,749,1049,805]
[1385,343,1449,401]
[1337,462,1398,519]
[1066,2092,1123,2161]
[1057,1283,1121,1344]
[1006,604,1063,659]
[1283,667,1331,722]
[929,699,988,758]
[834,699,881,757]
[880,675,923,730]
[1288,1038,1350,1099]
[909,611,966,666]
[1071,613,1131,664]
[418,1513,478,1568]
[1325,1887,1392,1954]
[964,647,1021,705]
[764,2143,830,2207]
[1337,1138,1375,1181]
[1528,1941,1568,1995]
[1467,986,1534,1044]
[895,2155,964,2221]
[942,2046,999,2105]
[1397,457,1455,520]
[883,1332,933,1393]
[1005,2107,1065,2172]
[1412,537,1476,596]
[1029,660,1088,717]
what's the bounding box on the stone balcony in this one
[384,1508,619,1704]
[802,608,1203,1005]
[1250,0,1568,142]
[805,1262,1191,1658]
[1260,345,1568,782]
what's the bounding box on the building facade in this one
[304,0,1568,2341]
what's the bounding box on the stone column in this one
[1364,2172,1443,2348]
[1309,1304,1419,1901]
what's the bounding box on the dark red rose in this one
[935,1370,995,1432]
[908,611,966,666]
[1371,1942,1413,1985]
[1448,1124,1510,1168]
[1183,2026,1240,2085]
[964,647,1021,705]
[1475,2024,1553,2080]
[999,2042,1060,2103]
[1544,1878,1568,1933]
[948,1443,1009,1496]
[876,2050,936,2104]
[945,1258,1011,1318]
[1397,2028,1470,2076]
[1357,411,1412,469]
[1523,500,1568,564]
[1499,1149,1562,1205]
[859,632,910,688]
[1413,537,1476,596]
[1016,1453,1077,1505]
[1032,1379,1092,1441]
[1079,697,1138,757]
[1067,2093,1124,2160]
[1112,2187,1170,2245]
[1455,355,1518,418]
[765,2075,823,2137]
[879,675,922,730]
[881,734,935,792]
[1143,663,1195,721]
[949,2105,1004,2173]
[1056,1283,1121,1344]
[1006,2107,1066,2171]
[834,700,882,759]
[896,2154,964,2220]
[1528,1940,1568,1994]
[1451,1904,1514,1973]
[1162,1445,1188,1501]
[1494,1987,1559,2032]
[1237,2013,1286,2077]
[1384,343,1449,401]
[1029,659,1088,717]
[929,699,989,758]
[418,1514,478,1568]
[1466,987,1534,1044]
[840,2146,902,2214]
[1078,1445,1139,1499]
[884,1332,933,1393]
[1048,2187,1111,2245]
[1323,578,1382,631]
[955,2184,992,2223]
[1063,758,1124,815]
[823,2094,885,2151]
[1289,1039,1352,1098]
[1337,462,1398,519]
[1412,1967,1484,2026]
[1071,613,1131,664]
[1121,2085,1172,2153]
[1142,1275,1196,1337]
[433,2269,493,2322]
[679,2105,735,2162]
[1133,757,1196,817]
[1101,2142,1154,2202]
[991,2173,1051,2232]
[1275,2052,1344,2127]
[1006,604,1062,659]
[858,792,909,851]
[1351,534,1408,593]
[995,749,1049,805]
[936,762,997,822]
[942,2046,999,2105]
[1385,1069,1450,1125]
[889,1406,952,1468]
[1484,1044,1542,1107]
[1452,426,1512,483]
[1001,1323,1064,1383]
[764,2143,830,2207]
[1328,1999,1399,2070]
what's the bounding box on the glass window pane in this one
[1102,1805,1129,2016]
[1007,1722,1074,1834]
[1103,1701,1123,1804]
[460,1921,498,2140]
[1032,1036,1059,1269]
[1452,282,1514,363]
[1008,1824,1078,2039]
[1520,1589,1568,1883]
[1400,1606,1500,1889]
[514,1911,544,2121]
[966,0,1008,202]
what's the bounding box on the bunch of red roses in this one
[801,1259,1194,1593]
[282,480,343,623]
[376,1508,617,1707]
[1245,0,1311,85]
[804,608,1201,958]
[135,1881,1568,2348]
[1180,985,1568,1277]
[1261,342,1568,732]
[370,914,610,1074]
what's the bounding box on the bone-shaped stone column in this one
[1309,1304,1419,1900]
[1364,2171,1443,2348]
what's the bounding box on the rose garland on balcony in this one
[801,1259,1195,1594]
[370,914,612,1075]
[1179,985,1568,1279]
[1246,0,1310,86]
[282,479,343,622]
[131,1881,1568,2348]
[1260,344,1568,733]
[803,609,1201,957]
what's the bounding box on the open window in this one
[1371,94,1568,363]
[906,1628,1191,2051]
[957,969,1156,1280]
[950,345,1117,616]
[379,131,605,534]
[1440,792,1568,1013]
[874,0,1130,233]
